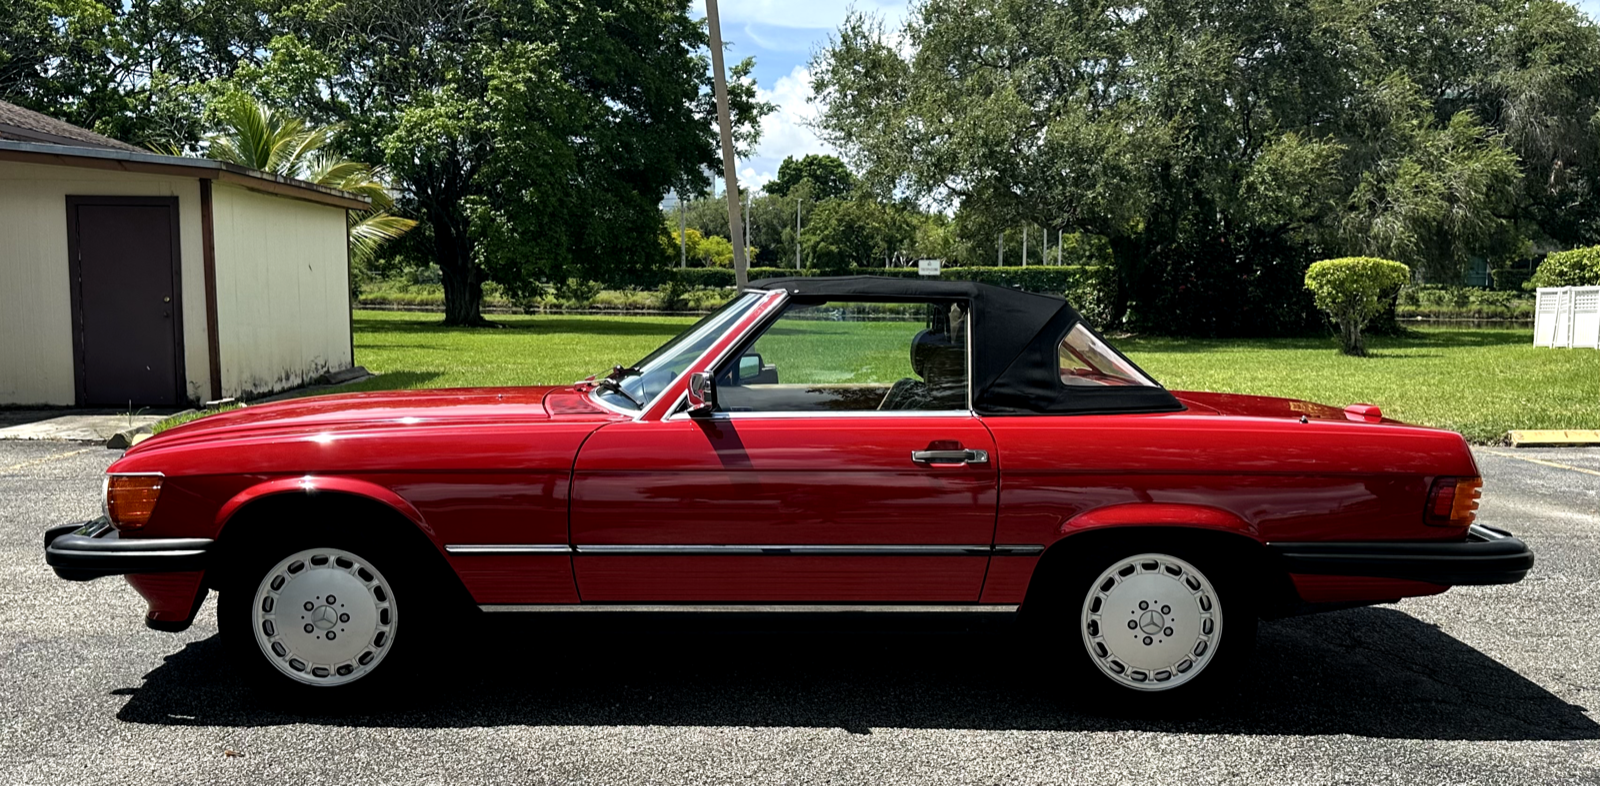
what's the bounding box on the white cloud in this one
[739,65,835,193]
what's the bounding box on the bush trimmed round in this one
[1531,246,1600,288]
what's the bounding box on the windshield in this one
[592,293,764,410]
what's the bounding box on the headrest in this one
[910,329,961,379]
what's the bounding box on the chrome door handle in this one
[911,449,988,465]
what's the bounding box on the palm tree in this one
[203,100,416,266]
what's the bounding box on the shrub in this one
[1304,257,1411,356]
[658,277,690,312]
[1395,286,1533,321]
[1530,246,1600,288]
[554,278,603,308]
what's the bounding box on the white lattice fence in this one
[1534,287,1600,348]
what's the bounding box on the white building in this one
[0,100,367,407]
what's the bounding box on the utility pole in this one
[997,231,1004,266]
[795,197,802,270]
[705,0,747,288]
[677,192,686,268]
[1022,225,1028,267]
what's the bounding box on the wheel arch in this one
[206,481,467,607]
[214,476,432,537]
[1021,522,1294,618]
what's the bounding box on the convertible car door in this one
[569,415,997,602]
[569,298,999,603]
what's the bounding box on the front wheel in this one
[222,542,414,697]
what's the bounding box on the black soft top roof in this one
[750,275,1183,416]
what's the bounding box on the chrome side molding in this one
[446,543,1047,557]
[444,544,572,555]
[479,603,1020,613]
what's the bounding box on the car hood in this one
[1172,390,1396,424]
[131,386,595,453]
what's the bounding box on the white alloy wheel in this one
[251,547,398,687]
[1080,552,1222,692]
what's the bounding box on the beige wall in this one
[0,161,209,405]
[210,182,351,397]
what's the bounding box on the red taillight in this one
[106,475,163,531]
[1425,476,1481,527]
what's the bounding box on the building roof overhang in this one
[0,139,372,211]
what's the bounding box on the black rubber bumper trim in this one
[1266,524,1534,586]
[44,518,213,581]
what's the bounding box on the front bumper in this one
[1267,524,1534,586]
[44,518,213,582]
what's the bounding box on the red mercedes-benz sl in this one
[45,276,1533,706]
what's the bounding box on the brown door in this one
[67,197,185,407]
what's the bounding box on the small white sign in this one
[917,258,942,277]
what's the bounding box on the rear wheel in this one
[1081,552,1222,691]
[1038,541,1256,713]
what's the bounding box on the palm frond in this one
[349,211,420,266]
[202,98,415,262]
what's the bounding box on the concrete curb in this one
[107,409,195,449]
[1508,430,1600,448]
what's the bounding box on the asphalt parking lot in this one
[1,440,1597,785]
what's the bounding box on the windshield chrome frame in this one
[660,292,979,421]
[587,289,784,420]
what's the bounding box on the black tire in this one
[218,527,446,706]
[1026,537,1257,715]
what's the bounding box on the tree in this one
[811,0,1600,335]
[452,1,770,322]
[663,225,754,267]
[764,154,855,200]
[0,0,272,147]
[1305,258,1411,356]
[800,197,918,271]
[203,97,416,267]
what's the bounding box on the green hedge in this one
[362,265,1116,321]
[1530,245,1600,288]
[663,265,1114,324]
[856,266,1114,324]
[1396,286,1533,320]
[668,267,800,289]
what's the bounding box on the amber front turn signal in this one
[105,474,163,531]
[1425,476,1482,527]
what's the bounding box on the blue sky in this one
[690,0,911,190]
[699,0,1600,192]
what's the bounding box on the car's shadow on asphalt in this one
[114,605,1596,741]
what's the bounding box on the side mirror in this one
[686,371,715,417]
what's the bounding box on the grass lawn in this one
[1122,329,1600,443]
[333,310,1598,444]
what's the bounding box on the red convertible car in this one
[45,276,1533,705]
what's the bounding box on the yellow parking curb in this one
[1507,429,1600,447]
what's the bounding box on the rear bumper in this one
[44,518,212,582]
[1267,524,1534,586]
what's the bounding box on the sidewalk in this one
[0,409,173,443]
